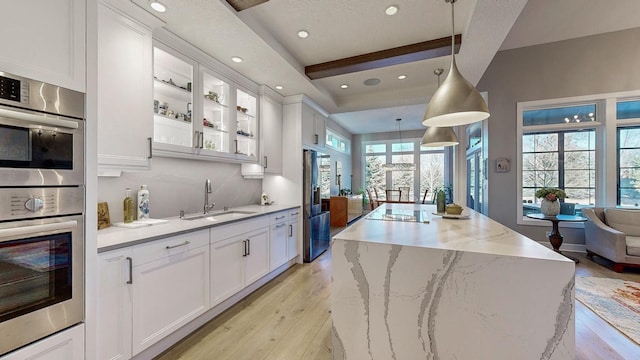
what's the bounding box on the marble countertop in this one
[333,203,571,262]
[97,204,299,252]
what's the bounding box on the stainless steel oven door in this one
[0,214,83,356]
[0,106,84,186]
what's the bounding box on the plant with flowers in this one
[535,188,567,202]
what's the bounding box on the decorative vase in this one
[436,190,446,213]
[540,199,560,216]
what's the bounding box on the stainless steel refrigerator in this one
[303,149,331,262]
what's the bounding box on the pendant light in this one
[422,69,459,147]
[381,118,416,172]
[423,0,489,127]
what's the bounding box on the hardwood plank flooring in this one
[156,250,640,360]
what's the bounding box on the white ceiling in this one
[131,0,640,134]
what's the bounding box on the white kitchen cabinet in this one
[97,2,153,173]
[96,230,209,359]
[288,209,301,261]
[210,217,270,306]
[235,88,259,161]
[301,102,327,149]
[131,230,210,355]
[152,44,196,152]
[0,0,85,92]
[269,212,289,271]
[260,92,283,174]
[201,67,232,154]
[1,324,84,360]
[97,247,133,360]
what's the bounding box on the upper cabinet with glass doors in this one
[201,68,231,155]
[152,43,259,162]
[153,46,194,149]
[235,88,258,161]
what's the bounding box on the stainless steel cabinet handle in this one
[234,140,238,154]
[276,216,285,220]
[290,212,299,216]
[314,134,319,144]
[166,241,190,249]
[275,223,286,228]
[200,131,204,149]
[264,156,268,169]
[147,137,153,159]
[126,257,133,284]
[242,240,247,257]
[289,224,293,237]
[247,239,250,256]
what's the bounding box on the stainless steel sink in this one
[181,210,256,221]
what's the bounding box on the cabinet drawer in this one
[133,230,209,265]
[211,216,269,242]
[271,211,288,225]
[289,208,300,221]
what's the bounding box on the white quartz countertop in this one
[333,203,571,262]
[97,204,299,252]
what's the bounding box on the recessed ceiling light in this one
[340,84,349,89]
[297,30,309,39]
[231,56,243,63]
[363,78,380,86]
[275,85,284,90]
[385,5,399,16]
[398,74,407,80]
[149,1,167,13]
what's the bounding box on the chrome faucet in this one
[204,179,215,214]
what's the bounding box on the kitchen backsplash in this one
[98,157,262,222]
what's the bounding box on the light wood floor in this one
[155,250,640,360]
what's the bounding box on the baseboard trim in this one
[536,241,586,254]
[133,258,298,360]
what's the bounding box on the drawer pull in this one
[275,216,285,220]
[166,241,190,249]
[242,240,247,257]
[275,223,286,228]
[289,224,293,237]
[290,212,299,216]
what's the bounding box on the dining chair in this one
[385,189,401,201]
[373,188,381,203]
[421,189,429,204]
[398,186,410,202]
[366,188,376,210]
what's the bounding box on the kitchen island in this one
[331,203,575,360]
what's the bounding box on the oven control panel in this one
[0,73,29,105]
[1,187,83,221]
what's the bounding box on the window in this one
[518,102,600,221]
[326,129,350,154]
[364,140,450,202]
[617,100,640,206]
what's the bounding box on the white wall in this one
[97,157,262,223]
[477,27,640,246]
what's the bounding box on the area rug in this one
[575,276,640,344]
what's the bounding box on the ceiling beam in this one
[226,0,269,12]
[305,35,461,80]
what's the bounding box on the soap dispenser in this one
[123,188,134,223]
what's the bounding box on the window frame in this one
[363,138,452,201]
[516,97,603,228]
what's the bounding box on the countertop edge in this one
[97,204,300,253]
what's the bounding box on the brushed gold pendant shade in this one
[423,0,489,127]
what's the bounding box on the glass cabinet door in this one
[153,46,194,149]
[201,70,230,154]
[235,88,257,160]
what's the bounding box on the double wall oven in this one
[0,71,85,355]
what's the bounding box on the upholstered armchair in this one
[582,207,640,272]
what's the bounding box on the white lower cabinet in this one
[1,324,84,360]
[97,230,209,359]
[210,217,270,307]
[288,210,300,261]
[269,212,288,271]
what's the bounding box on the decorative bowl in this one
[445,203,463,215]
